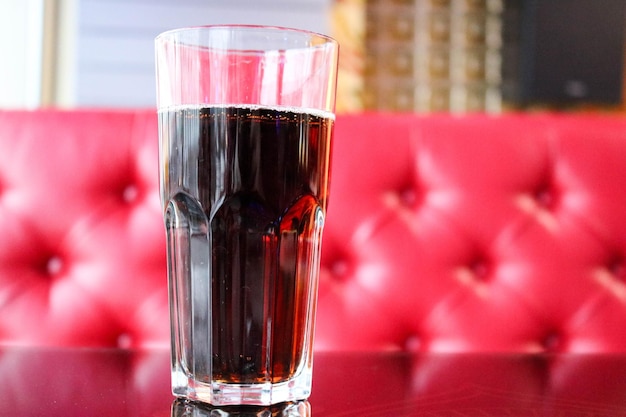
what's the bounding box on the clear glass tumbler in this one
[155,25,338,406]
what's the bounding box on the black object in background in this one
[503,0,626,107]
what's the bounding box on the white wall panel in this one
[0,0,44,108]
[77,71,156,107]
[72,0,332,107]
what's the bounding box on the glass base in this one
[171,397,311,417]
[172,368,313,406]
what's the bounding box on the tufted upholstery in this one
[1,109,626,353]
[0,110,167,348]
[317,113,626,353]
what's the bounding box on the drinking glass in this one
[155,25,338,406]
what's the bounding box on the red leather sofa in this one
[1,109,626,353]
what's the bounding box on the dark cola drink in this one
[160,105,333,398]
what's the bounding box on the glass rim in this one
[155,24,337,48]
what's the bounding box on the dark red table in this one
[1,347,625,416]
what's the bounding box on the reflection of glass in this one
[171,398,311,417]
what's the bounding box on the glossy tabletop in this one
[1,347,625,416]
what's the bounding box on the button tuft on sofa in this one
[122,184,140,204]
[45,256,64,277]
[606,254,626,283]
[542,331,564,353]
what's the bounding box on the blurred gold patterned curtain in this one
[331,0,504,113]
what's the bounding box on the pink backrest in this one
[1,109,625,352]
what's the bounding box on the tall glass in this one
[155,26,338,406]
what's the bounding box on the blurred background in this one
[2,0,626,113]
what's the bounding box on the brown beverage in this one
[160,105,333,385]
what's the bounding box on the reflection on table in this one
[1,347,625,416]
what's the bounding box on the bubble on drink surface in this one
[159,103,335,121]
